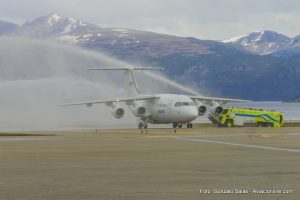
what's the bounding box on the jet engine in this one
[209,102,224,115]
[130,101,146,117]
[198,105,207,116]
[132,106,146,117]
[195,101,207,116]
[110,103,125,119]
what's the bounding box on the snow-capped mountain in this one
[19,13,137,45]
[11,13,222,57]
[289,35,300,48]
[1,14,300,100]
[222,30,291,55]
[271,35,300,57]
[5,14,300,58]
[19,13,95,38]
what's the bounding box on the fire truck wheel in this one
[226,119,233,127]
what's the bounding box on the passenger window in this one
[176,102,196,107]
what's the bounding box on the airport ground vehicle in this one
[211,107,284,127]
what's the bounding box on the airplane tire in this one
[178,124,183,128]
[186,123,193,128]
[173,123,178,128]
[226,119,233,127]
[257,122,261,127]
[138,123,143,129]
[267,123,274,127]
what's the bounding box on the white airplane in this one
[61,67,249,129]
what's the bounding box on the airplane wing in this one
[190,96,252,103]
[60,95,158,107]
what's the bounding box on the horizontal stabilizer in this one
[87,67,164,71]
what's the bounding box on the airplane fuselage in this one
[129,94,199,124]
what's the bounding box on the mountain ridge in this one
[222,30,292,55]
[0,13,300,101]
[0,20,19,35]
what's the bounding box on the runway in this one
[0,127,299,200]
[0,137,54,142]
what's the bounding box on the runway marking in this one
[145,134,246,138]
[146,132,300,139]
[0,137,53,142]
[174,136,300,153]
[286,132,300,136]
[145,135,174,138]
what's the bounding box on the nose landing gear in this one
[173,123,183,128]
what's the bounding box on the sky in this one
[0,0,300,40]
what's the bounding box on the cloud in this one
[0,0,300,39]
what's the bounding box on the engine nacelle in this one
[110,102,125,119]
[112,107,125,119]
[130,101,146,117]
[198,105,207,116]
[209,102,224,115]
[133,106,146,117]
[195,101,207,116]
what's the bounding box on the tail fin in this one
[87,67,163,97]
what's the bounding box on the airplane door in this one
[168,101,174,113]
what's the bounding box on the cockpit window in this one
[175,102,195,107]
[175,102,183,107]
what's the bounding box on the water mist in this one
[0,36,200,131]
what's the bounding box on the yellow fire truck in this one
[212,107,284,127]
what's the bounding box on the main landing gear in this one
[172,122,193,129]
[173,123,180,128]
[138,122,148,129]
[138,122,148,134]
[187,122,193,128]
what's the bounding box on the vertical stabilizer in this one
[87,67,163,97]
[124,69,141,97]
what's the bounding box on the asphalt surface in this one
[0,127,299,200]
